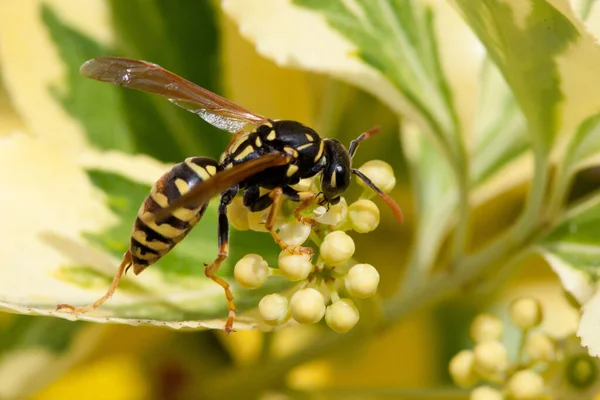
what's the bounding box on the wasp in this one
[57,57,403,332]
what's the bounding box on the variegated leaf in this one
[536,194,600,355]
[0,1,287,330]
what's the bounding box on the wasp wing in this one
[80,57,269,133]
[152,152,291,223]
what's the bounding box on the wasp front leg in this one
[281,186,318,226]
[265,188,313,257]
[206,186,238,333]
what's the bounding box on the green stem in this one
[393,149,549,317]
[449,150,471,266]
[545,163,571,221]
[513,151,549,241]
[517,328,529,367]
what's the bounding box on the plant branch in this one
[513,151,550,241]
[545,163,571,221]
[449,149,471,266]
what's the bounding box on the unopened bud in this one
[291,178,315,192]
[449,350,478,388]
[474,340,508,380]
[320,231,355,265]
[234,254,269,289]
[525,332,556,363]
[348,199,380,233]
[470,314,503,343]
[470,386,504,400]
[315,197,348,226]
[259,294,290,326]
[227,196,249,231]
[509,298,542,330]
[247,208,269,232]
[325,299,360,333]
[357,160,396,193]
[345,263,379,298]
[277,219,311,246]
[506,369,545,399]
[278,250,313,281]
[290,288,325,324]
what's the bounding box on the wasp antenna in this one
[349,126,382,158]
[351,169,403,224]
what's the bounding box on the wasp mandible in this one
[57,57,403,333]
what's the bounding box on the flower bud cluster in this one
[448,297,600,399]
[229,160,396,333]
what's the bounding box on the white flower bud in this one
[312,206,327,219]
[509,298,542,330]
[348,199,380,233]
[470,314,504,343]
[315,197,348,226]
[449,350,478,388]
[227,196,249,231]
[470,386,504,400]
[247,208,269,232]
[259,294,290,326]
[525,332,556,363]
[276,219,311,246]
[233,254,269,289]
[320,231,355,265]
[278,250,313,281]
[290,288,325,324]
[345,263,379,298]
[325,299,360,333]
[290,178,315,192]
[506,369,545,399]
[357,160,396,193]
[474,340,508,379]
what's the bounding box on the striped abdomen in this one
[129,156,219,274]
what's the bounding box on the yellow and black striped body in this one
[130,156,219,274]
[221,120,327,190]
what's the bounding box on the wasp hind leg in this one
[206,186,238,333]
[56,251,132,314]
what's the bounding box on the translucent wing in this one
[153,152,291,223]
[80,57,269,133]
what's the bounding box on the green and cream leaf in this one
[0,133,280,330]
[453,0,600,158]
[536,194,600,355]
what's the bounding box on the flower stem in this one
[545,162,571,221]
[449,138,471,267]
